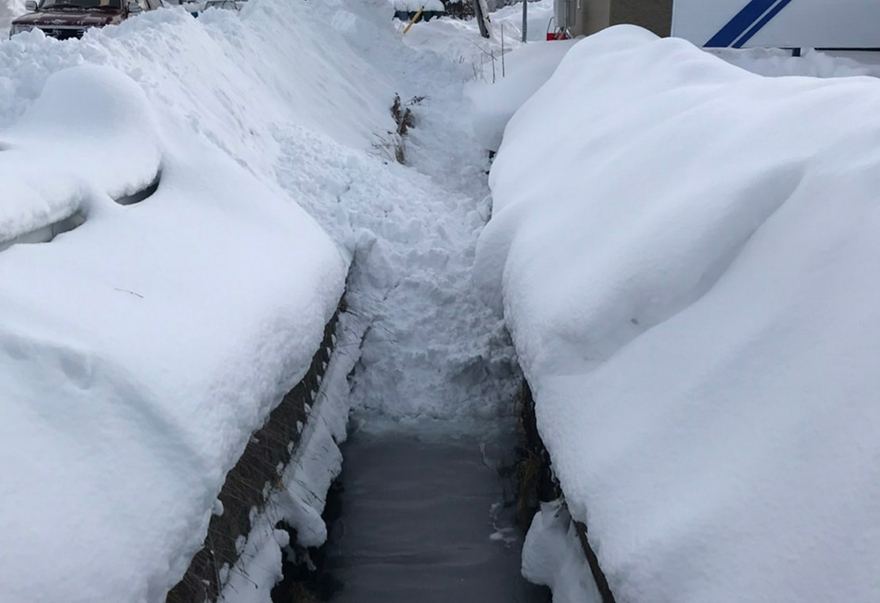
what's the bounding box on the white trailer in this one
[673,0,880,49]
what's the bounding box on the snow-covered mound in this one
[478,25,880,603]
[522,501,600,603]
[0,68,160,245]
[0,1,404,600]
[281,1,524,431]
[466,37,575,151]
[0,0,529,599]
[0,2,392,173]
[491,0,555,41]
[712,46,880,79]
[0,63,346,603]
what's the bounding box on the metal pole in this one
[522,0,528,42]
[473,0,490,38]
[501,23,506,77]
[491,49,496,83]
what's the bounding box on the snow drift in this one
[0,62,346,603]
[0,0,402,600]
[0,1,392,175]
[0,67,160,245]
[478,25,880,603]
[466,37,575,151]
[522,501,600,603]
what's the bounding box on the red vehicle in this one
[9,0,161,40]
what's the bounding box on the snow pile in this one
[0,0,411,600]
[0,2,392,176]
[0,68,160,244]
[712,46,880,78]
[466,37,575,150]
[491,0,555,41]
[522,501,600,603]
[1,0,531,599]
[220,311,367,603]
[0,64,345,603]
[278,0,522,431]
[464,23,880,155]
[398,0,566,152]
[280,127,520,428]
[479,25,880,603]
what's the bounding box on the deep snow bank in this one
[0,0,403,600]
[463,1,569,151]
[273,0,525,430]
[466,36,575,151]
[0,1,393,177]
[0,68,160,244]
[0,64,345,603]
[712,46,880,79]
[478,25,880,603]
[220,310,367,603]
[522,502,600,603]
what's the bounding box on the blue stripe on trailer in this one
[705,0,783,47]
[731,0,794,47]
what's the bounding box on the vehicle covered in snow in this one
[9,0,161,40]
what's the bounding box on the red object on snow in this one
[546,31,568,41]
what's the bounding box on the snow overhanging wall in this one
[519,380,615,603]
[167,300,344,603]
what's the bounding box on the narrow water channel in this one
[324,428,549,603]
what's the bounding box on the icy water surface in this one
[325,430,549,603]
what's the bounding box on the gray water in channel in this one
[325,430,549,603]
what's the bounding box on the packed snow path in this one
[275,2,545,430]
[278,3,547,600]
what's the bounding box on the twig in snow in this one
[114,287,144,299]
